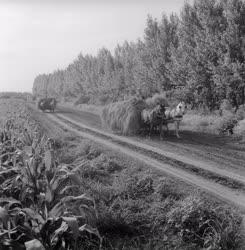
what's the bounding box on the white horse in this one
[162,101,187,138]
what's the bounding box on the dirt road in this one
[56,105,245,174]
[32,104,245,211]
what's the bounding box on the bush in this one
[166,195,242,249]
[213,112,238,135]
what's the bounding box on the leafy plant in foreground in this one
[0,117,102,249]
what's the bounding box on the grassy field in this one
[0,98,244,249]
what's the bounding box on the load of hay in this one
[101,97,146,135]
[101,93,168,135]
[145,93,169,108]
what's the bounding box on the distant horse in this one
[163,101,187,138]
[141,104,166,139]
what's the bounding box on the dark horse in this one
[141,104,166,139]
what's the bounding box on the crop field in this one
[0,98,244,250]
[2,0,245,249]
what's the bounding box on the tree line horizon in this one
[32,0,245,111]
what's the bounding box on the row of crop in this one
[0,99,101,249]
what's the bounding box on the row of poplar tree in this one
[33,0,245,111]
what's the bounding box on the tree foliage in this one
[32,0,245,111]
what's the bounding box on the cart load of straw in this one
[145,93,169,109]
[101,97,146,135]
[101,93,169,135]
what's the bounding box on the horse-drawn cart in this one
[38,98,57,112]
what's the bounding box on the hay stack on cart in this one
[101,93,168,135]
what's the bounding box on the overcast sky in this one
[0,0,189,93]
